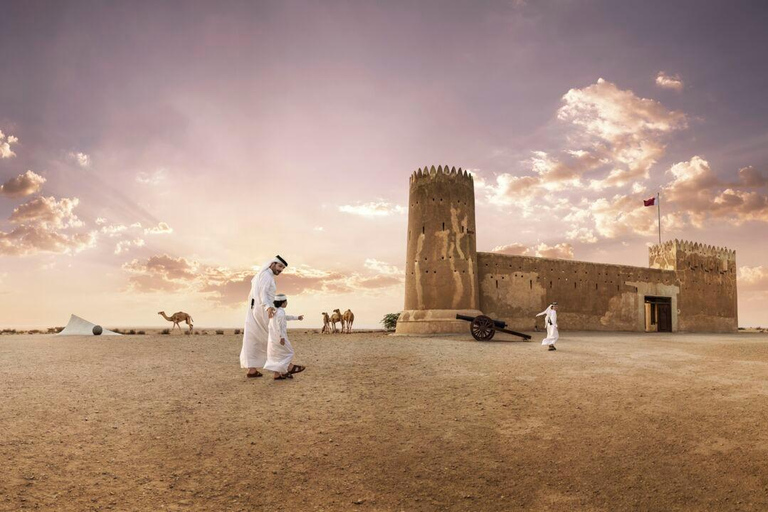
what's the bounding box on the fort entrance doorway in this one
[645,296,672,332]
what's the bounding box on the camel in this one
[321,312,332,334]
[342,309,354,333]
[158,311,194,332]
[330,309,343,333]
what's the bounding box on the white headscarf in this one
[536,303,556,317]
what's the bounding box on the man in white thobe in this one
[536,302,559,351]
[240,255,288,377]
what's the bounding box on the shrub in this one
[128,329,136,335]
[194,331,200,335]
[137,331,146,335]
[215,330,224,335]
[381,312,401,331]
[185,331,191,336]
[161,329,171,335]
[28,330,42,335]
[234,329,241,335]
[202,330,209,335]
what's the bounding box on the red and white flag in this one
[643,197,656,207]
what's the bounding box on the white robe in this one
[263,308,300,374]
[536,307,559,346]
[239,261,278,369]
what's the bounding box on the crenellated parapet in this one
[409,165,474,184]
[650,239,736,273]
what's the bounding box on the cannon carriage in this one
[456,314,532,342]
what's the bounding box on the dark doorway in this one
[645,296,672,332]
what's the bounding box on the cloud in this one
[364,258,403,275]
[655,72,684,91]
[136,168,168,185]
[0,225,96,256]
[0,191,97,256]
[114,238,145,255]
[100,224,128,237]
[559,78,687,188]
[144,222,173,235]
[69,152,91,168]
[738,266,768,290]
[0,130,18,158]
[0,170,46,198]
[664,156,768,226]
[491,242,574,259]
[491,243,529,256]
[339,201,406,217]
[10,196,83,229]
[123,254,199,292]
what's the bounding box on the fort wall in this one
[477,252,679,331]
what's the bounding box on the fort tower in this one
[395,166,483,334]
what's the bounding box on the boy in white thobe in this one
[264,294,306,380]
[536,302,559,351]
[240,255,288,377]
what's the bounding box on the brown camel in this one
[342,309,354,333]
[321,312,332,334]
[158,311,194,332]
[330,309,343,333]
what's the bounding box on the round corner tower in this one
[395,165,483,334]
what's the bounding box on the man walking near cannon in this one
[240,255,288,377]
[536,302,559,351]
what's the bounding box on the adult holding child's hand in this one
[239,255,288,378]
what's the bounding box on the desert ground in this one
[2,329,768,511]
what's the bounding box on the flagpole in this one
[657,192,661,244]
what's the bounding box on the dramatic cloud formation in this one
[10,196,83,229]
[665,156,768,227]
[0,225,96,256]
[655,72,684,91]
[144,222,173,235]
[491,242,574,259]
[559,78,687,188]
[123,254,200,292]
[480,79,688,215]
[0,130,18,158]
[0,170,46,198]
[339,202,406,217]
[0,195,94,256]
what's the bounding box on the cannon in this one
[456,314,532,342]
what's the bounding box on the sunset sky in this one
[1,0,767,329]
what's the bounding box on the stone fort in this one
[395,165,738,334]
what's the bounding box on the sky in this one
[1,0,767,329]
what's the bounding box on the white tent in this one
[57,314,121,336]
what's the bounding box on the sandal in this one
[247,371,263,378]
[274,374,287,380]
[288,365,306,375]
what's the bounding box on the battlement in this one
[651,239,736,260]
[409,165,474,184]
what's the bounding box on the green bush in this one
[381,312,401,331]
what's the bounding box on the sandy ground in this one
[2,329,768,512]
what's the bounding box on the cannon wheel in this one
[470,315,496,341]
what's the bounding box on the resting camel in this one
[158,311,194,332]
[342,309,354,334]
[321,312,332,334]
[330,309,343,333]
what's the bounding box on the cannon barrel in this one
[455,314,507,329]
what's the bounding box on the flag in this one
[643,197,656,207]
